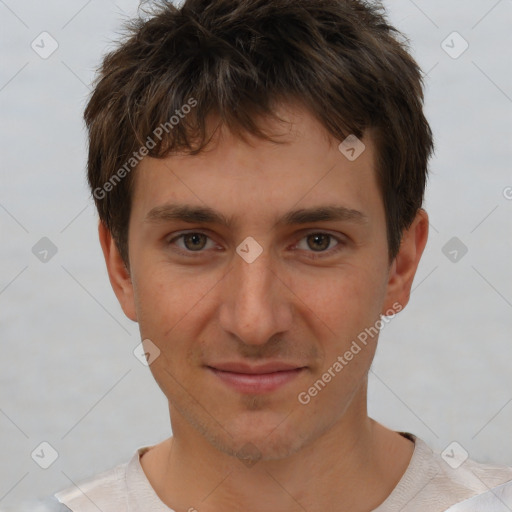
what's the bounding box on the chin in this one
[212,414,311,463]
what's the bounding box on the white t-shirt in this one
[50,433,512,512]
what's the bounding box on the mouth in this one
[206,363,307,394]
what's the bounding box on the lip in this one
[207,363,307,394]
[208,361,305,374]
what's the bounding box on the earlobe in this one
[382,209,429,314]
[98,221,138,322]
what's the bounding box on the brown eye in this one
[294,232,345,260]
[182,233,208,251]
[306,233,333,251]
[167,231,219,258]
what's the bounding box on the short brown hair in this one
[85,0,434,268]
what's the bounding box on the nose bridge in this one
[219,247,290,345]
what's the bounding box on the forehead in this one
[129,105,383,228]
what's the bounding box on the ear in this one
[382,208,429,314]
[98,220,138,322]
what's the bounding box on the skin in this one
[99,103,428,512]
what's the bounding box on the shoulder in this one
[51,449,148,512]
[386,433,512,511]
[427,438,512,499]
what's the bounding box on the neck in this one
[141,385,414,512]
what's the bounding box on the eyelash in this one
[166,231,346,260]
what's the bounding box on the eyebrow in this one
[144,203,368,228]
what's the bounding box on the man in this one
[41,0,512,510]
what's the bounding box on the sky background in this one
[1,0,511,508]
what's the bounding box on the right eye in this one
[167,231,218,256]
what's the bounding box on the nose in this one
[218,246,293,346]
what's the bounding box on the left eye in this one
[295,233,340,253]
[297,232,345,259]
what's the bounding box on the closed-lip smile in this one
[206,361,307,393]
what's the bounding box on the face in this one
[102,104,425,462]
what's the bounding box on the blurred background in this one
[1,0,511,507]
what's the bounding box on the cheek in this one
[132,265,221,365]
[132,274,199,392]
[132,278,185,364]
[133,263,205,325]
[291,264,386,336]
